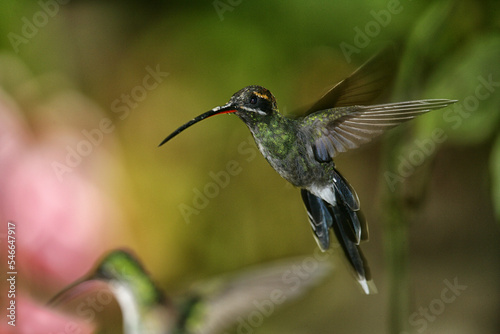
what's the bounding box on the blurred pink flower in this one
[0,84,125,331]
[0,90,114,285]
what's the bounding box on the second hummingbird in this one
[160,50,456,294]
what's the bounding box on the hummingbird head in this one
[93,249,166,306]
[159,85,277,146]
[228,85,278,120]
[94,249,143,281]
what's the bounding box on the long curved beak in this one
[159,103,237,146]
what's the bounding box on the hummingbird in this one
[159,50,457,294]
[48,249,331,334]
[48,249,172,334]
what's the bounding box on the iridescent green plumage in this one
[94,250,165,308]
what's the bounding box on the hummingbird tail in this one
[301,188,376,294]
[329,190,376,294]
[301,189,332,251]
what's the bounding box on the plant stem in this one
[381,127,412,334]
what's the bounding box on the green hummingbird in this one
[48,249,332,334]
[159,50,457,294]
[48,249,172,334]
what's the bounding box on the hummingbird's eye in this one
[249,96,258,104]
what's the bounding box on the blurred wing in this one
[189,257,333,334]
[303,47,397,116]
[303,99,457,162]
[48,279,108,307]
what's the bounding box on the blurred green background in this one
[1,0,500,333]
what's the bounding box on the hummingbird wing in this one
[48,279,126,334]
[301,47,397,116]
[48,279,111,307]
[184,257,332,334]
[302,99,457,162]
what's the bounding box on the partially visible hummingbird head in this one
[93,250,142,281]
[93,249,166,306]
[159,85,277,146]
